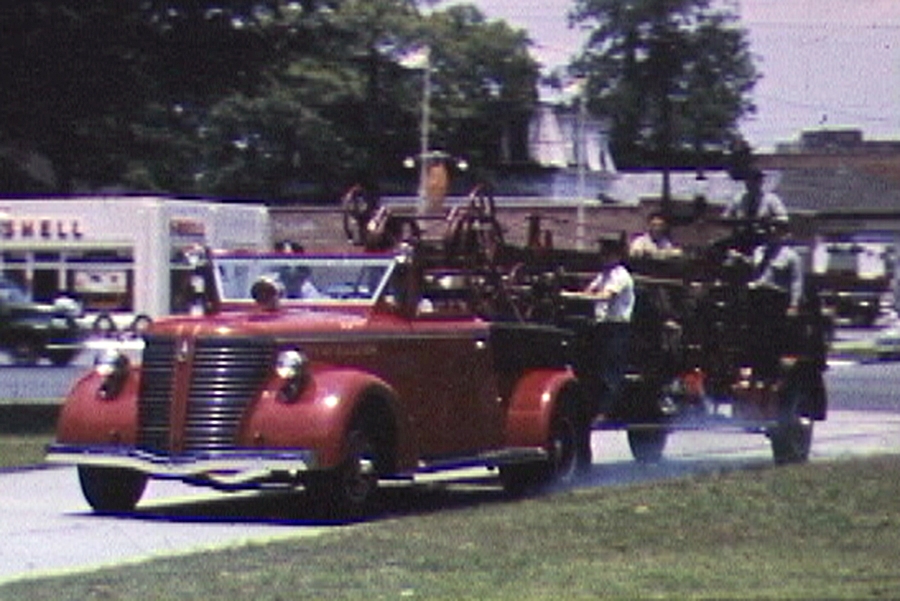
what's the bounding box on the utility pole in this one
[576,84,587,250]
[418,47,432,212]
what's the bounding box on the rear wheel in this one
[501,404,578,495]
[78,466,148,513]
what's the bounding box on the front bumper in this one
[46,444,316,487]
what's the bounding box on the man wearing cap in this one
[723,169,788,221]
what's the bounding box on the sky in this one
[437,0,900,152]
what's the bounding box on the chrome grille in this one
[137,336,176,453]
[184,338,274,452]
[136,336,274,454]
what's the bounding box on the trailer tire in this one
[770,417,813,465]
[627,427,668,463]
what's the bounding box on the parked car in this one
[0,276,84,366]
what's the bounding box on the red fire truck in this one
[47,193,829,516]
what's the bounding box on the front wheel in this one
[78,466,148,513]
[46,348,78,367]
[305,426,381,518]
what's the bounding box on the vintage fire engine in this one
[46,191,829,515]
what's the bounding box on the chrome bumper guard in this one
[46,444,315,486]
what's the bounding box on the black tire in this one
[305,422,382,518]
[78,466,148,513]
[770,417,813,465]
[500,405,578,495]
[11,338,41,366]
[627,427,668,463]
[47,348,78,367]
[92,313,117,337]
[129,314,152,335]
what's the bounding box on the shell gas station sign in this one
[0,214,84,240]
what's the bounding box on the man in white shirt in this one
[750,222,804,313]
[583,236,635,417]
[629,212,683,259]
[585,247,635,323]
[723,169,787,222]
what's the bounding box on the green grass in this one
[0,435,52,470]
[4,456,900,600]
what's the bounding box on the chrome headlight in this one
[275,349,309,402]
[94,349,130,400]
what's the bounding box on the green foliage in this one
[0,0,540,200]
[424,5,539,166]
[5,457,900,598]
[569,0,758,166]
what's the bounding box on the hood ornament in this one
[176,339,191,363]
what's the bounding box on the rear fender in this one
[241,366,402,469]
[504,368,578,449]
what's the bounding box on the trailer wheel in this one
[78,466,147,513]
[770,416,813,465]
[627,427,668,463]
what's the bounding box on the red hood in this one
[148,306,401,338]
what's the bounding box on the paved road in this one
[2,404,899,585]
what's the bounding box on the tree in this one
[423,5,540,169]
[0,1,540,199]
[569,0,758,195]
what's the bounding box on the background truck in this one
[811,240,892,327]
[0,196,271,335]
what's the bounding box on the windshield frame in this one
[212,252,399,308]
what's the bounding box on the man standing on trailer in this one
[584,235,635,411]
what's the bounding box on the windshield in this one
[215,255,396,304]
[0,278,29,304]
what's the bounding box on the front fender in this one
[54,371,141,446]
[504,368,578,449]
[240,366,401,469]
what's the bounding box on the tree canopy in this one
[0,1,540,200]
[569,0,759,168]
